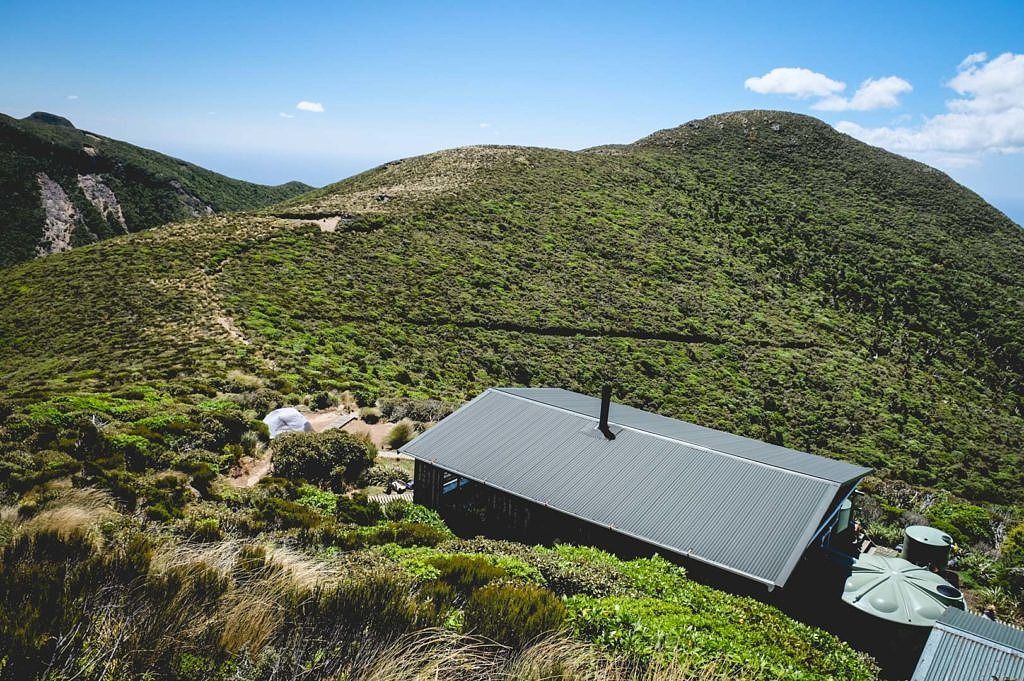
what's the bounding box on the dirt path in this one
[226,448,272,488]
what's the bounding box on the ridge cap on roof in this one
[491,387,870,485]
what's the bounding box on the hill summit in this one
[0,110,1022,504]
[23,111,75,128]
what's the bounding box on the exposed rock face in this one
[77,174,128,233]
[170,180,214,217]
[35,172,79,256]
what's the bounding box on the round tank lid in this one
[841,553,964,626]
[840,499,852,510]
[905,525,954,546]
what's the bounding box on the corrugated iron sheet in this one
[402,388,867,587]
[496,388,871,483]
[912,608,1024,681]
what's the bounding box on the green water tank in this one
[901,525,953,569]
[842,553,964,627]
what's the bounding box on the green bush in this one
[382,501,453,536]
[428,555,507,597]
[1002,524,1024,569]
[295,484,339,515]
[335,492,382,525]
[463,583,566,648]
[378,398,456,423]
[272,429,375,486]
[365,521,450,547]
[311,391,336,410]
[567,594,877,680]
[359,463,411,487]
[529,545,632,598]
[315,573,442,639]
[927,500,994,546]
[256,496,324,529]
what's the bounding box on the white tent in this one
[263,407,313,439]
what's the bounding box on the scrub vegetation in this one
[0,109,1022,678]
[0,488,878,680]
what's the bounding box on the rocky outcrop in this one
[35,172,79,256]
[77,174,128,233]
[170,180,214,217]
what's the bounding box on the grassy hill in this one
[1,110,1021,502]
[0,111,312,266]
[2,109,1023,679]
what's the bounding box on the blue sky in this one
[2,1,1022,224]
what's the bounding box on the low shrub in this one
[359,463,412,488]
[927,500,994,546]
[383,501,453,536]
[295,484,339,516]
[464,583,566,648]
[0,449,82,492]
[1003,524,1024,568]
[335,492,382,525]
[256,496,324,529]
[315,573,443,640]
[378,398,456,423]
[273,429,376,487]
[365,521,450,548]
[428,555,508,597]
[183,517,224,542]
[311,391,336,410]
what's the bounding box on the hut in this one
[912,607,1024,680]
[400,386,871,590]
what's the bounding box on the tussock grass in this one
[15,487,117,545]
[350,628,734,681]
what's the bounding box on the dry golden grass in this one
[349,629,736,681]
[15,487,118,545]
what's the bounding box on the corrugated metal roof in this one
[402,388,872,587]
[912,608,1024,681]
[496,388,870,484]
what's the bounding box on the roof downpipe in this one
[598,385,616,440]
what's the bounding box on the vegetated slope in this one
[0,112,312,266]
[1,110,1022,502]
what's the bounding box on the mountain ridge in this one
[0,111,313,266]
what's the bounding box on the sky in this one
[2,1,1022,224]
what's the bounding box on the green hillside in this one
[2,110,1021,502]
[0,112,311,266]
[3,109,1024,679]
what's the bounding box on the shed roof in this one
[912,607,1024,681]
[401,387,871,587]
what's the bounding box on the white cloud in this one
[835,52,1024,167]
[279,112,295,118]
[296,100,324,112]
[744,67,846,98]
[812,76,912,111]
[958,52,988,71]
[66,94,78,100]
[479,122,491,128]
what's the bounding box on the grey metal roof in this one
[912,608,1024,681]
[496,388,870,483]
[402,387,872,587]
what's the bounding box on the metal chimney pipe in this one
[598,385,615,440]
